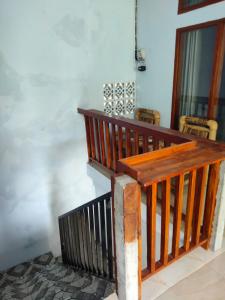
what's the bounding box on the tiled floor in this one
[103,242,225,300]
[142,237,225,300]
[156,251,225,300]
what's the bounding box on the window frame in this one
[178,0,224,14]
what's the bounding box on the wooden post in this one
[210,161,225,251]
[202,162,221,249]
[114,175,142,300]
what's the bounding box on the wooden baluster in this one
[202,162,221,249]
[147,183,157,273]
[143,135,148,153]
[172,174,184,258]
[165,141,171,148]
[134,131,139,155]
[161,178,171,265]
[110,126,114,170]
[94,119,101,162]
[118,126,123,159]
[192,166,208,245]
[126,128,131,157]
[105,122,111,169]
[84,116,91,159]
[99,120,106,166]
[139,135,143,154]
[112,124,117,171]
[160,140,165,149]
[153,138,159,151]
[89,117,96,160]
[184,170,197,251]
[148,135,153,152]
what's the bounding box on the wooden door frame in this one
[171,18,225,129]
[208,22,225,119]
[178,0,225,14]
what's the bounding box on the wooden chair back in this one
[135,108,160,126]
[179,116,218,141]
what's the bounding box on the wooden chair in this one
[134,108,161,152]
[179,115,218,141]
[170,115,218,220]
[135,108,160,125]
[117,108,161,156]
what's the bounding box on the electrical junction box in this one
[136,48,146,71]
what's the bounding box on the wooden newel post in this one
[114,175,142,300]
[210,161,225,251]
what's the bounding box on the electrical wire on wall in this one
[135,0,146,71]
[135,0,138,60]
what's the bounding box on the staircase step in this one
[0,252,115,300]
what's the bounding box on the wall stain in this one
[24,237,38,249]
[0,52,23,126]
[0,52,22,98]
[54,14,86,47]
[28,73,60,87]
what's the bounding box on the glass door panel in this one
[179,0,224,12]
[216,57,225,141]
[178,26,217,120]
[182,0,209,8]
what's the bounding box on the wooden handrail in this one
[116,129,225,281]
[78,108,225,284]
[78,108,192,143]
[117,139,225,188]
[78,108,199,175]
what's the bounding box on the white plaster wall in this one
[137,0,225,127]
[0,0,135,270]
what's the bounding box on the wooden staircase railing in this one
[117,142,225,280]
[78,108,191,174]
[59,192,114,281]
[78,108,225,290]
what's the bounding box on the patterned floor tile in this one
[0,253,115,300]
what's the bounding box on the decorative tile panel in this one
[114,82,125,100]
[104,101,114,115]
[115,100,125,115]
[103,83,114,101]
[103,81,136,116]
[125,99,136,114]
[125,82,135,99]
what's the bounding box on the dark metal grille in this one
[58,192,114,280]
